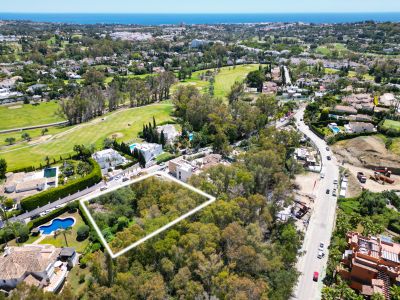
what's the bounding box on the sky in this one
[1,0,400,13]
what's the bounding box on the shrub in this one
[20,159,101,211]
[77,225,90,241]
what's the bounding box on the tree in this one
[57,227,72,247]
[227,81,244,104]
[41,128,48,136]
[5,137,16,145]
[77,161,91,176]
[77,225,90,241]
[391,285,400,300]
[21,132,31,141]
[0,158,6,179]
[246,70,264,92]
[44,156,50,167]
[160,130,166,146]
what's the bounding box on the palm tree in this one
[56,227,72,247]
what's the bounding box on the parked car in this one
[327,156,331,160]
[333,179,338,185]
[100,186,108,191]
[122,177,129,182]
[326,147,330,151]
[332,189,337,196]
[326,189,330,194]
[320,173,325,179]
[317,251,324,259]
[313,272,319,282]
[318,242,324,251]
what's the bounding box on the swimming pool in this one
[39,217,75,234]
[129,143,137,151]
[44,167,57,178]
[330,126,340,134]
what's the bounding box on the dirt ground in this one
[295,172,320,197]
[332,135,400,170]
[343,163,400,193]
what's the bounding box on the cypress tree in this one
[160,130,166,146]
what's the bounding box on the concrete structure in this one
[132,143,163,163]
[0,244,76,293]
[168,157,194,182]
[339,232,400,299]
[92,149,127,170]
[157,124,179,144]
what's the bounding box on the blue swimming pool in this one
[129,143,137,151]
[331,126,340,134]
[39,218,75,234]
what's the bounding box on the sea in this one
[0,13,399,25]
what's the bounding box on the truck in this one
[374,167,392,178]
[371,172,395,185]
[357,172,367,183]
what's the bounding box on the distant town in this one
[0,18,399,300]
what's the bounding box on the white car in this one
[320,173,325,179]
[317,251,325,259]
[318,242,324,252]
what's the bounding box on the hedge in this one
[27,202,77,230]
[20,158,102,212]
[309,124,326,139]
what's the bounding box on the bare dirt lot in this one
[333,136,400,169]
[333,136,400,193]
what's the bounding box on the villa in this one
[346,122,376,134]
[168,157,194,182]
[92,149,127,170]
[157,124,180,144]
[131,143,163,163]
[0,244,77,293]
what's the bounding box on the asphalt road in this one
[291,107,340,300]
[8,164,144,224]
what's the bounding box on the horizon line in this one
[1,11,400,14]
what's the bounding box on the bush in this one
[77,225,90,241]
[21,159,101,211]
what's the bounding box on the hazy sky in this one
[1,0,399,13]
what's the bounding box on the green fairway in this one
[0,101,65,131]
[0,102,174,171]
[174,64,261,99]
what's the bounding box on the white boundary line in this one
[80,171,216,258]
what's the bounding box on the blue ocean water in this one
[0,13,399,25]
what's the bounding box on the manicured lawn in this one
[0,102,174,170]
[382,119,400,131]
[0,101,65,131]
[173,64,261,99]
[39,211,90,253]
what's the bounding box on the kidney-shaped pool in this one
[39,217,75,235]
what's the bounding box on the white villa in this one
[157,124,180,144]
[132,143,163,163]
[92,149,127,170]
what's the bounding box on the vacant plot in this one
[0,101,65,130]
[0,102,174,170]
[84,174,211,255]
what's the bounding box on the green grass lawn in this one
[0,102,174,171]
[173,64,261,99]
[39,211,90,253]
[0,101,65,131]
[316,43,349,58]
[382,119,400,131]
